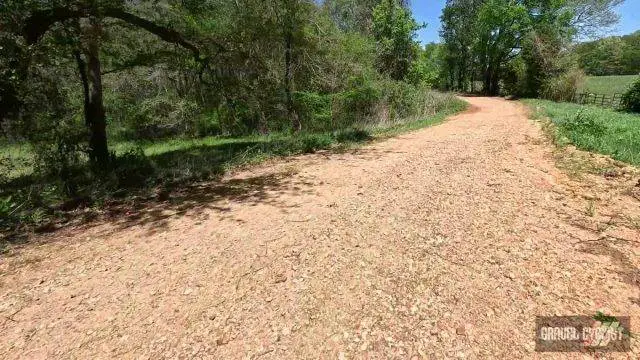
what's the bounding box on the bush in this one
[293,91,333,132]
[31,116,90,197]
[130,97,200,139]
[541,68,585,102]
[621,77,640,113]
[0,196,17,229]
[502,58,527,96]
[194,111,222,137]
[333,79,382,127]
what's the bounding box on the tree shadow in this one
[2,130,373,247]
[103,169,315,236]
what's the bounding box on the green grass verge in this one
[523,99,640,166]
[1,100,467,185]
[579,75,638,95]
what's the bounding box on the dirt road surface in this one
[2,97,640,359]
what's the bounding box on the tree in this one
[439,0,621,96]
[372,0,423,81]
[567,0,623,39]
[474,0,529,95]
[575,31,640,76]
[323,0,380,33]
[408,42,445,87]
[2,1,210,167]
[440,0,484,91]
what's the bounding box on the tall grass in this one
[524,99,640,165]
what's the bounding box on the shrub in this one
[0,196,17,228]
[334,80,382,127]
[540,68,585,102]
[299,134,334,153]
[216,101,260,136]
[130,97,200,139]
[293,91,333,133]
[31,116,90,197]
[502,58,527,96]
[194,111,222,137]
[381,80,420,120]
[621,77,640,113]
[334,128,372,143]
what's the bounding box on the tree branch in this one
[22,6,224,61]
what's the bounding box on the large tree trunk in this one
[490,67,500,96]
[85,20,109,167]
[73,50,90,126]
[483,66,492,95]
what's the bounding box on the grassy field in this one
[524,99,640,166]
[579,75,638,95]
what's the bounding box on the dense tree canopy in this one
[0,0,435,198]
[574,31,640,76]
[439,0,624,96]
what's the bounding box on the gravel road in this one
[2,97,640,359]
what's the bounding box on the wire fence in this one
[571,92,623,109]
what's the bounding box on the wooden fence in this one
[571,92,623,109]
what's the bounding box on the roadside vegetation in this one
[524,99,640,166]
[0,96,464,239]
[574,30,640,77]
[0,0,469,238]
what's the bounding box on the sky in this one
[411,0,640,44]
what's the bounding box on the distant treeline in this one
[574,31,640,76]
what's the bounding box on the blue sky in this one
[411,0,640,44]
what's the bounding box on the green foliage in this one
[575,31,640,76]
[194,112,222,138]
[372,0,423,81]
[322,0,379,33]
[621,77,640,113]
[334,80,382,125]
[0,0,467,235]
[560,109,606,136]
[31,115,90,197]
[525,99,640,165]
[111,147,156,189]
[407,43,443,87]
[293,91,333,132]
[0,196,17,229]
[502,57,527,96]
[540,68,586,102]
[440,0,621,96]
